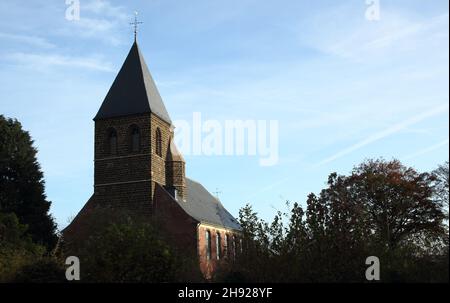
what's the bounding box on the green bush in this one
[63,211,202,283]
[14,258,66,283]
[0,212,46,282]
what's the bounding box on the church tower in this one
[64,37,241,280]
[93,41,186,213]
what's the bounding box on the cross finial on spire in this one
[130,11,143,42]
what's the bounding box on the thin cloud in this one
[58,0,131,45]
[303,11,449,61]
[245,177,291,200]
[0,32,55,49]
[5,52,115,72]
[82,0,128,20]
[317,103,449,166]
[402,139,449,160]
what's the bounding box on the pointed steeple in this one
[94,42,172,124]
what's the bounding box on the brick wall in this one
[94,113,152,185]
[95,114,151,158]
[150,114,172,187]
[94,181,152,214]
[197,224,238,279]
[94,112,186,205]
[153,184,198,256]
[165,160,186,201]
[94,113,153,210]
[95,155,151,184]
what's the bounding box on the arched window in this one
[107,128,118,155]
[233,236,237,260]
[130,125,140,153]
[155,127,162,157]
[224,234,229,258]
[216,233,221,260]
[206,230,212,261]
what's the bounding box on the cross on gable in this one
[213,188,222,200]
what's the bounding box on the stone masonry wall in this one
[165,160,186,201]
[150,113,172,199]
[94,113,152,209]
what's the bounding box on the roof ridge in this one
[136,42,172,124]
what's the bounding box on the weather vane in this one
[130,11,143,41]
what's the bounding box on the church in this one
[63,38,241,279]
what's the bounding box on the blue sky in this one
[0,0,448,229]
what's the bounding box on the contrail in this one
[317,103,449,166]
[402,139,449,160]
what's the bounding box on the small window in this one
[216,233,221,260]
[155,128,162,157]
[130,126,140,153]
[206,230,212,261]
[107,128,118,155]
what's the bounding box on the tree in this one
[0,212,46,282]
[310,159,446,281]
[0,115,57,249]
[233,204,270,282]
[348,159,445,250]
[433,161,449,219]
[13,258,66,283]
[228,159,448,283]
[63,210,201,283]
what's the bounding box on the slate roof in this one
[175,178,241,231]
[94,41,172,124]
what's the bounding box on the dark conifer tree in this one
[0,115,57,249]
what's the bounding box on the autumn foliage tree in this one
[230,159,448,283]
